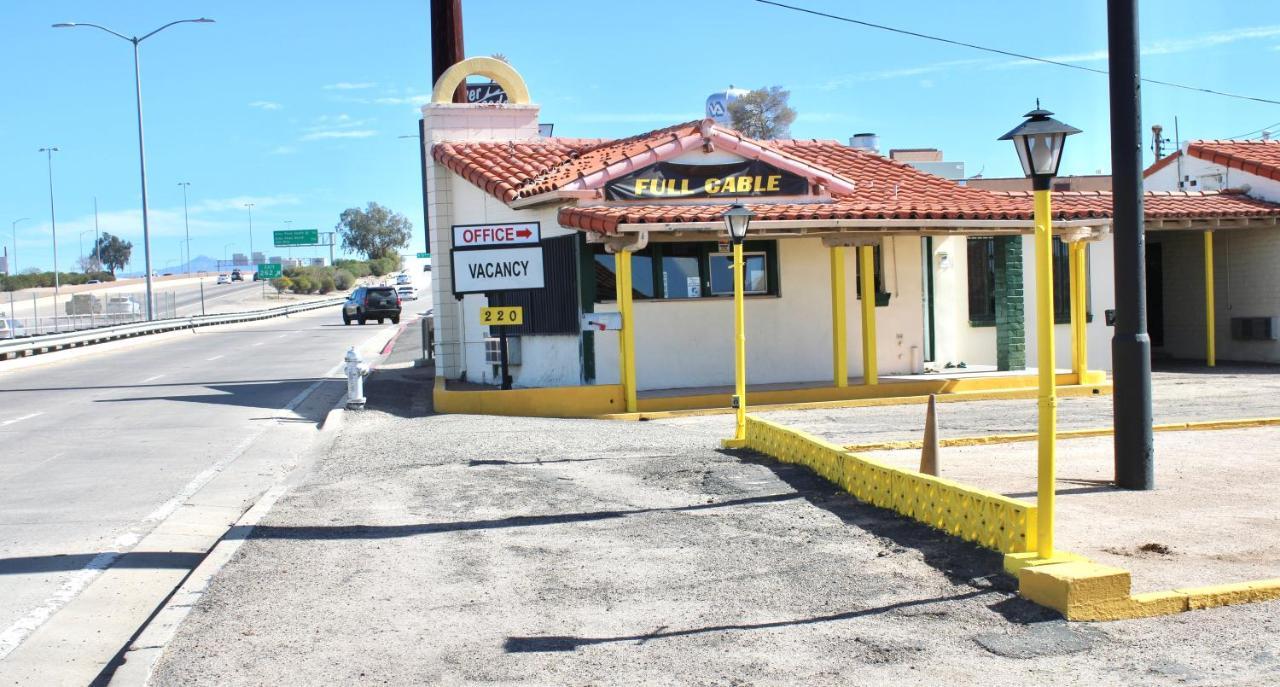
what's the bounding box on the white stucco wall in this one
[593,236,925,391]
[1145,148,1280,200]
[931,234,1115,372]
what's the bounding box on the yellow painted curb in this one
[1007,552,1280,621]
[595,382,1112,422]
[846,416,1280,452]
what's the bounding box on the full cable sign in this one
[451,221,544,299]
[605,160,808,200]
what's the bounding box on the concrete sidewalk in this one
[145,346,1280,684]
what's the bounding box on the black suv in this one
[230,269,244,281]
[343,286,401,325]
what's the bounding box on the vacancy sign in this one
[453,222,540,248]
[452,246,544,294]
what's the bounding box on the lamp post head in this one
[52,23,77,28]
[999,103,1081,190]
[722,203,754,245]
[193,18,215,23]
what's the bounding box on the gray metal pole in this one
[41,147,61,331]
[11,218,28,275]
[132,40,156,321]
[1108,0,1155,489]
[93,197,99,272]
[179,182,191,274]
[245,203,254,265]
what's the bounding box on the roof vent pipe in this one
[849,133,879,154]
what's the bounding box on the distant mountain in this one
[120,255,225,278]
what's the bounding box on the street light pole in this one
[39,147,61,330]
[9,218,28,276]
[53,18,215,321]
[244,203,255,265]
[223,242,235,270]
[93,197,100,272]
[178,182,191,274]
[79,229,96,271]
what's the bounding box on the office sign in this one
[453,222,540,249]
[274,229,319,247]
[604,160,807,200]
[480,306,523,326]
[451,246,544,294]
[257,263,282,279]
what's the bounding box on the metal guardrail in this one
[0,297,344,361]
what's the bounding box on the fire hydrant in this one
[344,347,371,409]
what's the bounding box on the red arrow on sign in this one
[516,228,532,238]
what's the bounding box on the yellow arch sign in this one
[430,56,531,105]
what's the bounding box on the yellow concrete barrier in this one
[743,416,1036,554]
[432,377,623,417]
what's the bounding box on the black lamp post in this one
[999,103,1081,191]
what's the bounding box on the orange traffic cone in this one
[920,394,939,476]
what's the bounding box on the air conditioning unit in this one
[484,336,522,365]
[1230,316,1280,341]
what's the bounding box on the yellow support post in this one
[830,246,848,387]
[1032,189,1057,560]
[1069,242,1088,378]
[731,241,747,442]
[1204,231,1216,367]
[858,244,878,385]
[615,250,638,412]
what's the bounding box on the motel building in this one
[422,58,1280,417]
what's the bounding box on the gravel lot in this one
[148,363,1280,685]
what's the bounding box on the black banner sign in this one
[604,160,808,201]
[466,82,508,104]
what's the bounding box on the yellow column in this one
[1204,231,1216,367]
[616,250,638,412]
[830,246,848,387]
[732,241,747,441]
[858,244,878,385]
[1033,189,1057,559]
[1068,242,1088,379]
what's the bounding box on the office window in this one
[709,253,767,295]
[592,240,778,302]
[854,244,890,305]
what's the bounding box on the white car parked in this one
[0,318,27,339]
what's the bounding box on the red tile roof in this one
[433,122,1280,234]
[1000,190,1280,219]
[560,190,1280,234]
[1144,140,1280,182]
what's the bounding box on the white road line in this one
[1,412,43,427]
[251,341,264,347]
[142,374,165,383]
[206,354,224,361]
[0,371,334,659]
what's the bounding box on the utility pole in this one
[93,197,100,272]
[178,182,191,273]
[1108,0,1155,490]
[431,0,467,104]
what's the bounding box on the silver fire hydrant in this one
[344,347,371,409]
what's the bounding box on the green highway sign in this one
[273,229,319,247]
[258,263,282,279]
[416,252,432,259]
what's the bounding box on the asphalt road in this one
[0,301,420,673]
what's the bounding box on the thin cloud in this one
[248,100,282,111]
[301,129,378,141]
[816,58,993,90]
[1006,25,1280,66]
[374,94,431,106]
[564,112,702,124]
[323,82,377,90]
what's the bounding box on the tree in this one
[336,202,412,260]
[728,86,797,140]
[94,233,133,275]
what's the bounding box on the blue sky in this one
[3,0,1278,273]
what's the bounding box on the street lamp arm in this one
[52,22,133,42]
[139,18,215,43]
